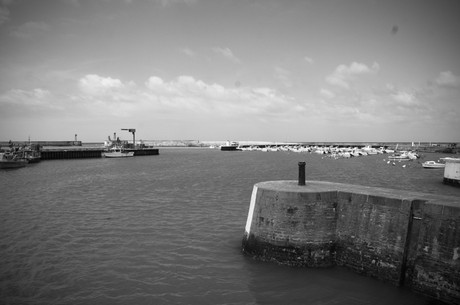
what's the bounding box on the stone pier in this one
[242,180,460,305]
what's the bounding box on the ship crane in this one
[121,128,136,148]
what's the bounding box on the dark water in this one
[1,148,458,305]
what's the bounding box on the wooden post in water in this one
[298,162,306,186]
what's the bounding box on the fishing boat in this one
[103,146,134,158]
[220,141,241,151]
[0,153,29,169]
[23,146,41,163]
[422,160,445,169]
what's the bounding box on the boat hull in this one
[103,152,134,158]
[388,156,411,161]
[422,161,445,169]
[220,146,240,151]
[0,160,28,169]
[422,164,445,169]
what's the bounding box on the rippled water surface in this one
[1,148,459,305]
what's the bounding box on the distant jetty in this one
[0,140,83,147]
[0,141,159,160]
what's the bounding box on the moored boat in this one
[220,141,241,151]
[422,160,445,169]
[103,146,134,158]
[0,153,29,169]
[23,145,42,163]
[388,151,418,161]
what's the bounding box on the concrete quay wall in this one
[242,181,460,304]
[41,148,159,159]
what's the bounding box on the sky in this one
[0,0,459,143]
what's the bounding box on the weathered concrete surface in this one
[242,182,338,267]
[405,199,460,304]
[335,191,413,285]
[242,180,460,305]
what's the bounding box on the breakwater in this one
[0,140,82,146]
[242,180,460,304]
[40,148,159,160]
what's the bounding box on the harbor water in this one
[1,148,459,305]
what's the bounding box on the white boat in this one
[422,160,445,169]
[220,141,241,151]
[103,146,134,158]
[388,151,417,161]
[362,146,378,155]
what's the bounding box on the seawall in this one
[40,148,159,160]
[242,180,460,304]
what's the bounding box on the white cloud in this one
[145,76,164,88]
[319,88,335,99]
[24,73,296,120]
[326,61,379,89]
[144,75,295,116]
[212,47,240,63]
[435,71,460,88]
[390,91,418,106]
[274,66,292,87]
[9,21,50,38]
[61,0,81,6]
[181,47,195,57]
[0,5,10,25]
[304,56,314,64]
[78,74,126,95]
[158,0,197,6]
[0,88,61,110]
[325,75,350,89]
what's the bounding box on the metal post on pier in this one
[298,162,306,186]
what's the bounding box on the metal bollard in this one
[298,162,306,186]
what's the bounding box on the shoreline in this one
[1,140,459,153]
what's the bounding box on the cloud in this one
[304,56,314,64]
[390,91,419,106]
[0,4,10,26]
[212,47,241,63]
[144,75,296,116]
[319,88,335,99]
[61,0,81,6]
[273,66,292,87]
[0,88,66,117]
[11,74,292,120]
[158,0,197,7]
[434,71,460,88]
[78,74,127,95]
[9,21,50,38]
[181,47,195,57]
[1,88,52,106]
[326,61,380,89]
[325,75,349,89]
